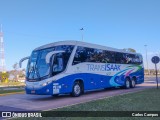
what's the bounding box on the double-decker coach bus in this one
[19,40,144,97]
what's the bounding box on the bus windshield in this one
[26,45,74,80]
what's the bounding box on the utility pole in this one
[80,28,84,41]
[144,45,149,75]
[0,24,6,73]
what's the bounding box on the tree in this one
[123,48,136,53]
[10,63,26,81]
[18,69,26,78]
[12,62,19,81]
[0,72,9,83]
[13,62,19,70]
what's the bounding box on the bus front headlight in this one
[47,80,52,84]
[42,82,47,86]
[42,80,52,86]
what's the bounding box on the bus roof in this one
[34,40,141,55]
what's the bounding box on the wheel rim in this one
[126,80,130,88]
[74,84,81,95]
[132,80,135,87]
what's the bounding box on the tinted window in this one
[115,52,125,64]
[72,46,142,65]
[134,54,143,64]
[73,46,94,64]
[73,46,116,65]
[52,46,74,75]
[102,51,116,63]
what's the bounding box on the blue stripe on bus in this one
[25,70,144,95]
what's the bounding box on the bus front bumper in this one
[25,82,53,95]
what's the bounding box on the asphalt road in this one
[0,77,159,112]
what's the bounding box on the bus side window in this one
[52,53,64,73]
[73,46,86,65]
[139,55,143,64]
[115,52,124,64]
[127,54,136,64]
[135,54,143,65]
[105,51,115,63]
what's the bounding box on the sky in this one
[0,0,160,70]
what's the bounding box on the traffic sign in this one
[151,56,160,64]
[151,56,160,89]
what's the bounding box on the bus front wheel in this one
[71,81,82,97]
[52,94,59,97]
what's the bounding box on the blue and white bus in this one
[20,40,144,97]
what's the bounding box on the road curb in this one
[0,91,25,96]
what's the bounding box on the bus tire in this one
[125,78,130,89]
[130,77,136,88]
[71,81,82,97]
[52,94,59,97]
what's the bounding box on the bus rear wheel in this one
[71,81,82,97]
[130,78,136,88]
[125,78,130,89]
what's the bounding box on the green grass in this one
[0,86,24,95]
[0,81,25,94]
[54,88,160,111]
[0,81,25,86]
[0,89,24,94]
[14,88,160,120]
[44,88,160,120]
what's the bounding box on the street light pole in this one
[80,28,84,41]
[144,45,149,75]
